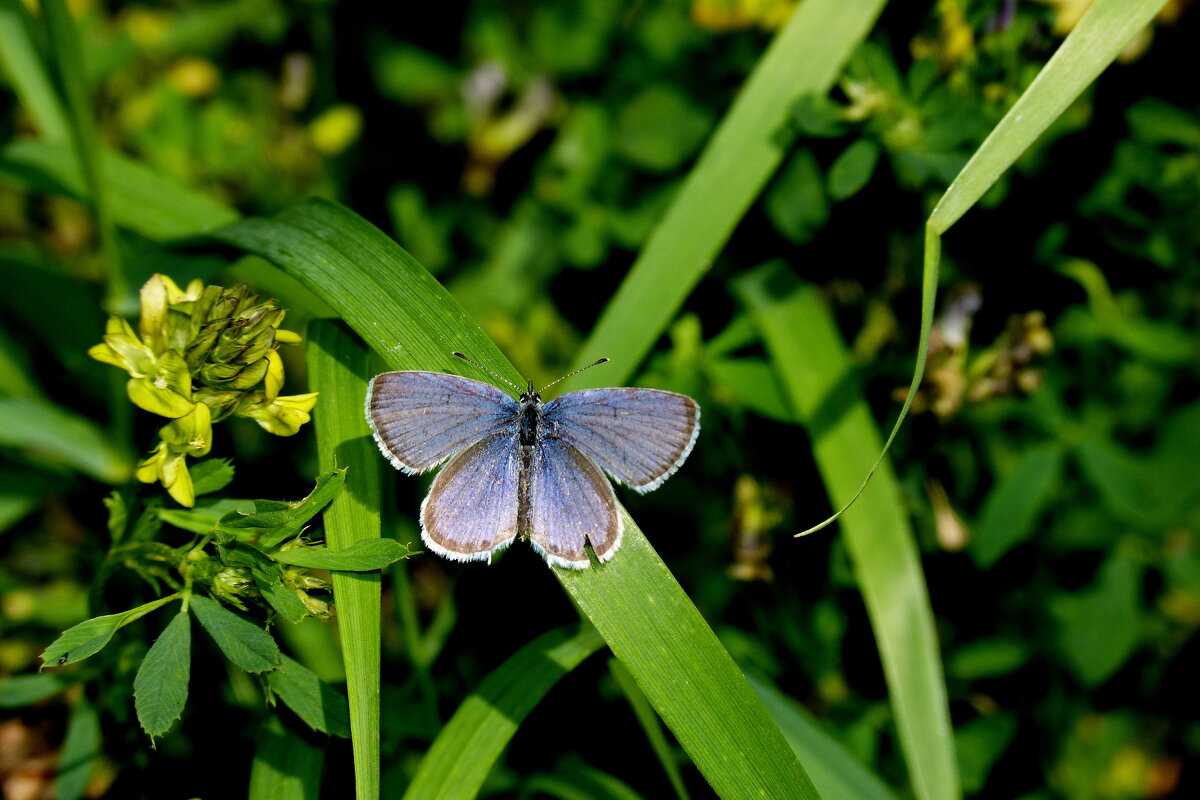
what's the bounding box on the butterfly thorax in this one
[517,390,542,447]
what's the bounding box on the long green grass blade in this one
[929,0,1169,233]
[0,140,239,240]
[308,319,385,800]
[216,198,821,800]
[0,0,69,140]
[735,262,956,800]
[608,658,689,800]
[566,0,886,389]
[404,624,604,800]
[55,694,99,800]
[38,0,125,311]
[0,397,132,483]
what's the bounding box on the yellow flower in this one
[88,316,195,418]
[135,403,213,507]
[236,391,319,437]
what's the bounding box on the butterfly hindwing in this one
[542,388,700,493]
[526,437,622,569]
[367,372,518,474]
[421,433,521,563]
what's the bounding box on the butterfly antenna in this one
[539,357,610,393]
[451,352,522,393]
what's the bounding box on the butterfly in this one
[365,354,700,569]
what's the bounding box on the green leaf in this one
[55,695,99,800]
[735,263,958,800]
[307,320,386,800]
[1052,553,1143,687]
[827,138,881,200]
[955,714,1018,795]
[0,397,133,484]
[0,140,240,241]
[219,469,347,549]
[970,443,1064,568]
[271,539,412,571]
[42,594,180,667]
[190,595,280,673]
[249,715,325,800]
[190,459,236,496]
[749,675,901,800]
[404,625,605,800]
[566,0,888,389]
[218,199,821,800]
[614,84,713,172]
[268,654,351,738]
[704,358,792,422]
[159,498,255,535]
[764,147,828,244]
[0,673,70,707]
[251,566,310,624]
[134,610,192,740]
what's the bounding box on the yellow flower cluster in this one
[89,275,317,506]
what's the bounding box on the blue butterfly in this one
[365,355,700,569]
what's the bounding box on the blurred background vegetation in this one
[1,0,1198,798]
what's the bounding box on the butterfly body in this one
[366,371,699,569]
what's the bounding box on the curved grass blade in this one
[0,0,69,140]
[404,624,604,800]
[216,199,821,800]
[308,319,387,800]
[566,0,887,390]
[735,263,956,800]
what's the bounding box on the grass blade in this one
[0,0,69,140]
[609,658,689,800]
[38,0,125,311]
[404,624,604,800]
[308,319,386,800]
[735,262,956,800]
[567,0,886,389]
[55,694,99,800]
[0,397,133,483]
[929,0,1170,233]
[217,199,822,800]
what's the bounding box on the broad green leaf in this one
[134,610,192,739]
[828,138,881,200]
[55,695,99,800]
[0,140,240,241]
[970,443,1065,568]
[0,397,132,483]
[42,594,180,666]
[764,147,828,244]
[218,199,821,800]
[0,673,70,707]
[704,357,792,422]
[249,715,324,800]
[404,625,605,800]
[956,714,1018,794]
[271,539,411,571]
[268,654,351,738]
[614,84,713,172]
[567,0,888,388]
[945,639,1031,682]
[190,595,280,673]
[735,263,957,800]
[0,0,69,140]
[219,469,346,549]
[308,319,386,800]
[749,675,901,800]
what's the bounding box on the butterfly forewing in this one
[542,388,700,493]
[421,433,521,563]
[526,438,622,569]
[367,372,518,473]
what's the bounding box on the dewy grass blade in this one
[565,0,886,391]
[217,199,822,799]
[403,624,605,800]
[735,263,956,800]
[308,320,385,800]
